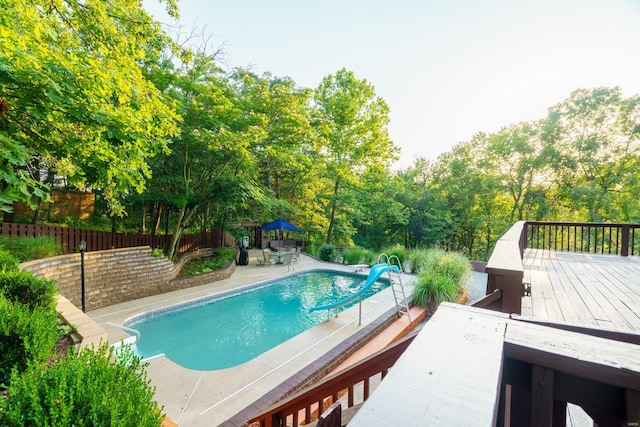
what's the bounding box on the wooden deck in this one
[522,249,640,331]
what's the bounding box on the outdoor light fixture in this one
[79,240,86,312]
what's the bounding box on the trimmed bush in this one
[318,244,338,262]
[0,270,58,312]
[0,295,59,386]
[0,249,19,272]
[0,344,164,427]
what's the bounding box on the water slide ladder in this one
[378,254,412,323]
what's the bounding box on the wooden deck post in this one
[485,221,526,315]
[621,224,630,256]
[486,271,524,315]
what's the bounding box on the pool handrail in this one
[309,263,400,325]
[100,321,141,348]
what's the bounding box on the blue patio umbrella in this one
[259,218,302,232]
[260,219,302,249]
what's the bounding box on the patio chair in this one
[258,249,275,266]
[282,252,301,273]
[291,247,301,268]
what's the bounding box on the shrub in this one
[0,270,58,312]
[0,235,63,262]
[0,249,19,272]
[0,295,59,386]
[151,247,165,258]
[318,244,338,262]
[0,344,164,427]
[182,247,236,276]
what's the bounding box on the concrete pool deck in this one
[87,251,416,426]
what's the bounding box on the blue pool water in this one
[125,271,388,370]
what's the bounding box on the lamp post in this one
[79,240,86,312]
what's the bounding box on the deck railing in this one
[525,221,640,256]
[483,221,640,315]
[240,332,417,427]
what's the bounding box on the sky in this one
[142,0,640,169]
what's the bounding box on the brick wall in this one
[20,247,236,311]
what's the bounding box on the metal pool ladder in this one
[378,254,411,322]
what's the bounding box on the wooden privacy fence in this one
[0,222,223,255]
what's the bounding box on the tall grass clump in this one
[379,246,406,267]
[412,249,472,310]
[409,247,445,274]
[0,235,64,262]
[342,247,374,265]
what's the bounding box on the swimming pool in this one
[124,271,389,370]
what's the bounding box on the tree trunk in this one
[151,202,162,236]
[167,205,199,259]
[138,203,147,234]
[31,199,41,224]
[325,179,340,244]
[167,206,186,260]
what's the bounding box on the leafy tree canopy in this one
[0,0,179,215]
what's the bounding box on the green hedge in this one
[0,250,19,272]
[0,295,59,386]
[0,344,164,427]
[318,244,338,262]
[0,269,58,312]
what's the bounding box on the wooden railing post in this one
[485,221,526,315]
[621,224,630,257]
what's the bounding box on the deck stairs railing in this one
[377,254,411,323]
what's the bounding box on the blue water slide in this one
[309,263,400,313]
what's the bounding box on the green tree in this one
[543,87,640,221]
[0,0,179,215]
[313,68,398,245]
[352,165,408,249]
[231,71,316,198]
[153,52,262,259]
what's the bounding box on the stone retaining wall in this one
[20,246,236,312]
